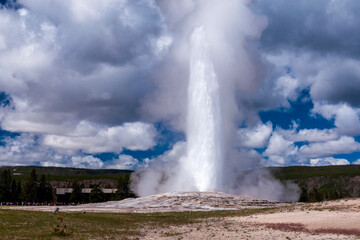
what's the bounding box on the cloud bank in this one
[0,0,166,168]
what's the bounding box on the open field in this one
[0,207,277,239]
[2,193,360,239]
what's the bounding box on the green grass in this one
[0,208,274,239]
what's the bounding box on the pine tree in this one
[23,169,38,202]
[16,180,22,202]
[37,175,52,203]
[89,185,104,203]
[0,170,11,202]
[10,179,17,202]
[70,181,83,203]
[115,175,135,200]
[30,169,37,182]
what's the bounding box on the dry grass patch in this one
[264,223,360,237]
[313,228,360,236]
[265,223,307,232]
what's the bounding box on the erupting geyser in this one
[132,1,299,202]
[182,26,224,191]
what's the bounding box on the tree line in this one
[0,169,135,204]
[0,169,52,203]
[298,181,349,202]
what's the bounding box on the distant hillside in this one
[0,165,132,182]
[269,165,360,180]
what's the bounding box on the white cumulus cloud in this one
[310,157,350,166]
[43,122,157,153]
[300,136,360,159]
[238,122,273,148]
[105,155,139,170]
[352,159,360,165]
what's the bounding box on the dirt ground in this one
[142,222,358,240]
[6,193,360,239]
[138,199,360,239]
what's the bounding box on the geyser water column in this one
[183,26,224,192]
[132,1,287,199]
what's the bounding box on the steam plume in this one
[132,0,300,201]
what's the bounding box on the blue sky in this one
[0,0,360,169]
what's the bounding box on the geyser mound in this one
[77,191,290,213]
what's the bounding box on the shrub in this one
[53,216,68,236]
